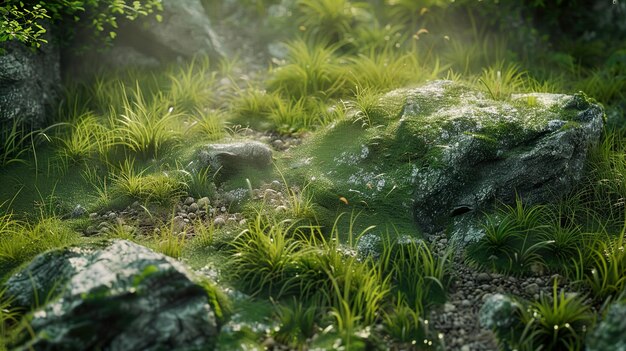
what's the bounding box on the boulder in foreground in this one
[6,240,217,351]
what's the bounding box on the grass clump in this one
[54,113,111,166]
[113,84,182,158]
[493,285,595,351]
[0,287,22,351]
[295,0,370,44]
[111,158,187,206]
[0,121,34,167]
[229,210,451,348]
[0,216,78,277]
[187,109,226,141]
[272,298,320,348]
[583,230,626,301]
[466,197,558,276]
[477,61,528,100]
[268,39,345,100]
[230,215,305,298]
[166,57,217,113]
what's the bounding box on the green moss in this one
[283,80,589,236]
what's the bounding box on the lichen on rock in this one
[287,80,604,242]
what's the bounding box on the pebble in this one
[525,283,540,296]
[197,197,210,209]
[188,203,199,213]
[85,226,98,236]
[275,205,288,212]
[89,213,99,220]
[214,217,226,227]
[188,213,197,220]
[476,272,491,283]
[184,197,195,206]
[444,303,456,313]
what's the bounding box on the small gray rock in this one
[184,197,195,206]
[195,141,273,179]
[476,272,491,283]
[525,283,540,296]
[197,197,210,209]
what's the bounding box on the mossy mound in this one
[286,80,603,241]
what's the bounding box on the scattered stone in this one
[84,226,99,236]
[444,302,456,313]
[184,197,195,206]
[188,203,199,213]
[70,204,86,218]
[173,216,186,233]
[194,141,273,180]
[476,272,491,283]
[524,283,540,296]
[213,217,226,227]
[197,197,210,209]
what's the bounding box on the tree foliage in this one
[0,0,163,48]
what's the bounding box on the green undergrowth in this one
[489,283,596,351]
[226,212,451,348]
[283,80,594,237]
[466,129,626,305]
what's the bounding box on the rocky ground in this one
[75,122,600,351]
[427,232,594,351]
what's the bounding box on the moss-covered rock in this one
[587,300,626,351]
[5,240,218,351]
[479,294,522,333]
[287,80,603,241]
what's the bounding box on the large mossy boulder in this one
[0,28,60,129]
[5,240,218,351]
[287,80,603,240]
